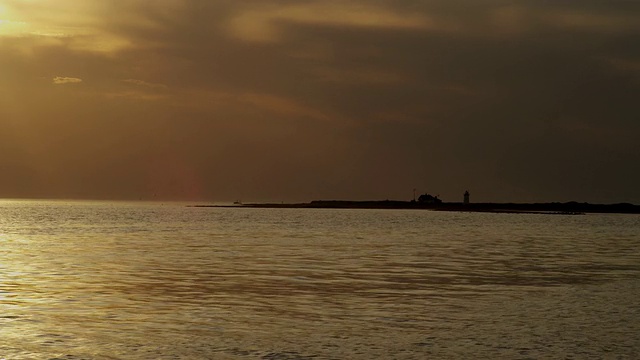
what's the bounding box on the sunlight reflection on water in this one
[1,200,639,359]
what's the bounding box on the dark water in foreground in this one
[1,200,639,359]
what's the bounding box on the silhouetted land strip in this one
[195,201,640,214]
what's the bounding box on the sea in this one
[1,200,639,359]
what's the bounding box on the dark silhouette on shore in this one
[417,193,442,204]
[195,199,640,215]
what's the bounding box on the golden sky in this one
[1,1,639,203]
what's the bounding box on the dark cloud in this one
[1,0,638,203]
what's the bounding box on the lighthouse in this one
[464,190,470,204]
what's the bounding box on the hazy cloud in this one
[606,58,640,74]
[229,3,435,42]
[52,76,82,84]
[123,79,168,90]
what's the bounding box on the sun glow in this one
[0,3,24,36]
[0,1,129,52]
[0,19,29,35]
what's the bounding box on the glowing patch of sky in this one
[0,1,129,52]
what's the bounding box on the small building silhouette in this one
[418,193,442,204]
[464,190,470,204]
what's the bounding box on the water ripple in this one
[1,201,639,359]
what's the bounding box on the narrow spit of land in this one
[193,200,640,215]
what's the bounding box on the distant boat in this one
[233,200,242,205]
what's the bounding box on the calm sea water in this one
[1,200,639,359]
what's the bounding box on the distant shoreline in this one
[193,200,640,215]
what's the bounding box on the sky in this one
[0,0,639,203]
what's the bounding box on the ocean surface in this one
[1,200,639,359]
